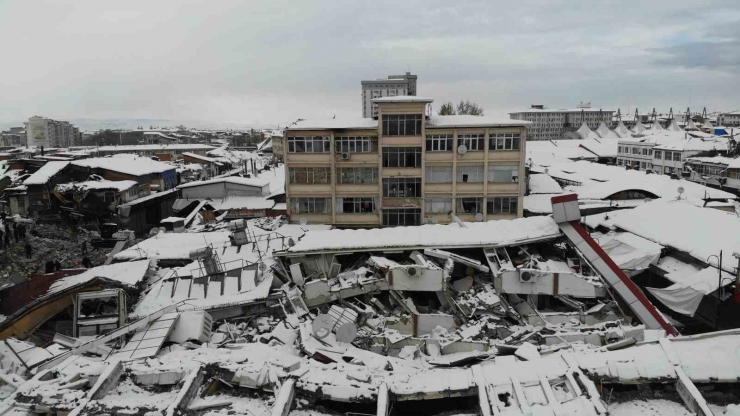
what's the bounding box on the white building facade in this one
[361,73,417,119]
[718,111,740,127]
[25,116,79,148]
[509,105,615,141]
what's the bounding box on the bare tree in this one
[456,100,484,116]
[438,102,456,115]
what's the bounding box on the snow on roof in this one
[426,115,531,128]
[593,231,662,272]
[75,144,215,152]
[210,196,275,210]
[537,160,735,203]
[177,175,269,190]
[526,141,600,165]
[576,138,620,158]
[23,161,69,185]
[510,108,615,113]
[182,152,222,164]
[611,200,740,274]
[118,188,177,207]
[685,155,740,169]
[523,194,562,214]
[72,154,175,176]
[371,95,434,103]
[46,260,151,297]
[285,216,560,254]
[115,231,233,261]
[528,174,563,194]
[289,117,378,130]
[56,179,138,193]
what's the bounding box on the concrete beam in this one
[376,382,390,416]
[271,378,296,416]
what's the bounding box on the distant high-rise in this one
[361,72,417,118]
[25,116,80,148]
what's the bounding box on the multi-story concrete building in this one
[285,96,530,227]
[718,111,740,127]
[616,130,728,174]
[24,116,79,148]
[1,127,25,147]
[361,73,417,119]
[509,104,614,141]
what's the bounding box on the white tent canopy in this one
[647,267,735,316]
[595,121,619,139]
[667,119,683,132]
[576,122,600,140]
[614,121,633,138]
[632,119,647,134]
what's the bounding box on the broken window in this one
[383,178,421,198]
[456,165,484,183]
[383,208,421,226]
[456,197,482,214]
[336,197,377,214]
[337,167,378,184]
[487,196,518,215]
[425,166,453,183]
[489,165,519,182]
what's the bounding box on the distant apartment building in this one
[509,104,615,141]
[616,131,728,175]
[718,111,740,127]
[361,73,417,118]
[285,96,530,228]
[25,116,80,148]
[1,127,25,147]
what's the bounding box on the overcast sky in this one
[1,0,738,128]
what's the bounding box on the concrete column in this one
[271,378,296,416]
[376,382,390,416]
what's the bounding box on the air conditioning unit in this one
[519,269,536,283]
[341,152,350,160]
[406,266,422,277]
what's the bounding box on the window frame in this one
[425,134,453,152]
[425,197,452,214]
[290,197,332,214]
[425,166,453,183]
[458,134,485,151]
[489,133,521,151]
[456,197,483,214]
[488,165,519,183]
[288,166,332,184]
[382,147,422,168]
[487,196,519,215]
[382,114,423,136]
[456,165,484,183]
[287,136,331,153]
[382,177,422,198]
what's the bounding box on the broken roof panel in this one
[284,216,560,254]
[46,260,152,297]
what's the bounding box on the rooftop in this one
[371,95,434,103]
[426,115,531,128]
[72,154,176,176]
[56,179,138,193]
[23,161,70,185]
[176,175,269,190]
[288,117,378,131]
[284,215,560,254]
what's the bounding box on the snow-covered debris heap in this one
[1,213,740,415]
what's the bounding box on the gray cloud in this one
[0,0,738,127]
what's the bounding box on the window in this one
[425,166,453,183]
[383,208,421,226]
[383,178,422,197]
[458,134,484,151]
[336,197,377,214]
[290,197,331,214]
[488,166,519,182]
[382,114,423,136]
[640,162,647,170]
[288,136,331,153]
[487,196,518,215]
[288,167,331,184]
[457,197,483,214]
[632,148,640,155]
[457,165,484,183]
[383,147,422,168]
[335,136,377,153]
[426,134,453,151]
[425,197,452,214]
[336,167,378,184]
[618,146,623,154]
[490,133,521,151]
[642,148,649,156]
[654,150,662,160]
[672,152,682,161]
[617,159,623,166]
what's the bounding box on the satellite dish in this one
[311,314,334,339]
[677,187,685,194]
[299,218,308,226]
[335,323,357,343]
[457,144,468,155]
[475,213,484,222]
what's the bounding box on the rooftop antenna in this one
[616,109,622,122]
[668,107,674,121]
[634,108,639,122]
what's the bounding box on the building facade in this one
[718,111,740,127]
[285,96,529,228]
[509,105,614,141]
[361,73,417,119]
[25,116,80,148]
